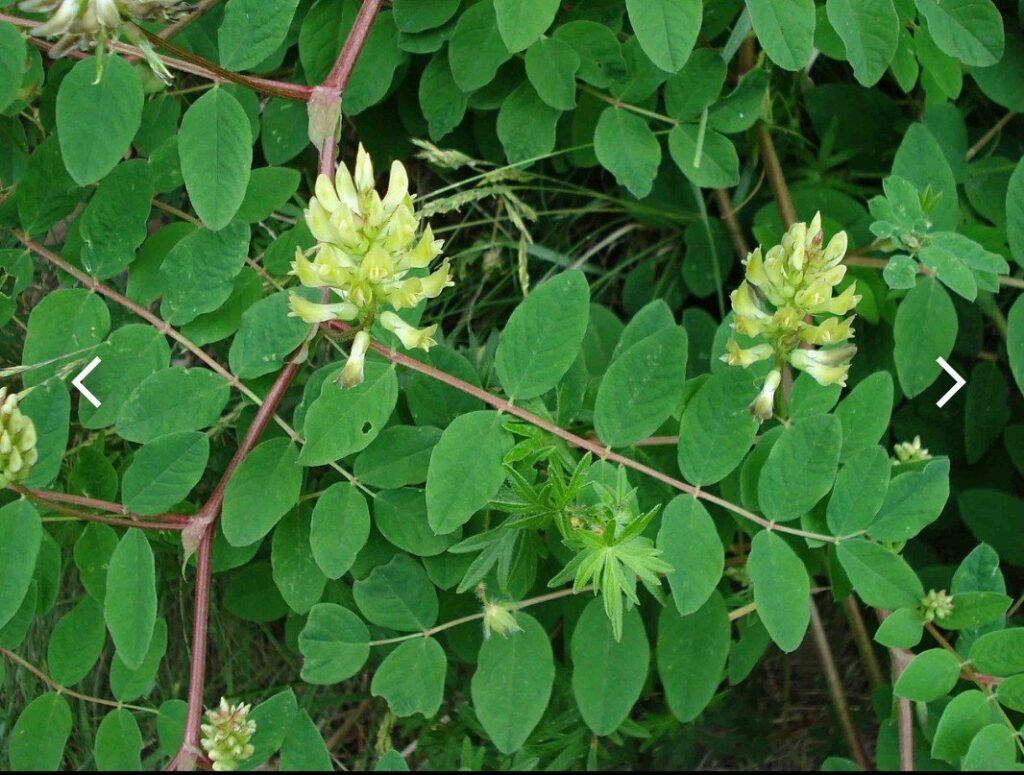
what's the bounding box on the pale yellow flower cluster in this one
[0,388,38,487]
[19,0,184,58]
[200,698,255,772]
[722,213,859,421]
[288,144,452,387]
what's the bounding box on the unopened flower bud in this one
[338,330,371,388]
[0,388,38,487]
[749,368,782,422]
[200,698,256,772]
[482,601,523,639]
[920,589,954,624]
[379,312,437,351]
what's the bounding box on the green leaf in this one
[709,68,769,133]
[426,410,512,534]
[419,51,468,140]
[595,325,687,447]
[942,591,1012,630]
[1008,296,1024,394]
[931,690,998,764]
[94,709,142,771]
[747,0,816,70]
[826,446,891,535]
[893,124,959,230]
[525,37,579,110]
[122,431,209,516]
[0,500,41,630]
[104,529,157,670]
[353,554,438,632]
[963,724,1017,771]
[354,426,441,489]
[234,166,301,223]
[758,414,842,522]
[22,288,110,388]
[471,613,554,754]
[825,0,899,86]
[868,458,950,542]
[79,160,154,279]
[625,0,701,73]
[834,372,893,459]
[914,0,1004,66]
[494,0,559,53]
[371,637,447,717]
[968,628,1024,676]
[56,56,143,185]
[219,0,300,70]
[46,597,105,687]
[299,361,399,466]
[310,482,370,579]
[449,2,511,91]
[664,49,726,119]
[894,648,961,701]
[78,325,170,430]
[244,688,298,768]
[115,367,229,444]
[670,123,740,188]
[837,538,924,610]
[280,710,332,771]
[593,107,662,199]
[178,88,253,230]
[376,488,459,557]
[272,509,326,614]
[496,270,590,399]
[298,603,370,684]
[222,438,302,547]
[229,289,313,379]
[958,490,1024,567]
[995,674,1024,712]
[748,531,810,652]
[657,496,724,616]
[572,599,649,735]
[677,369,759,485]
[496,82,560,164]
[394,0,461,32]
[224,562,288,622]
[657,591,730,721]
[875,607,924,648]
[17,135,81,237]
[73,523,117,602]
[8,693,71,771]
[1007,157,1024,268]
[553,21,626,88]
[110,618,168,702]
[0,21,26,113]
[894,278,957,397]
[160,222,251,325]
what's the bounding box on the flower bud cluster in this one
[920,589,954,624]
[0,387,38,487]
[722,213,859,421]
[288,144,452,387]
[893,436,931,465]
[20,0,185,63]
[200,698,256,772]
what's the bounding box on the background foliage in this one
[1,0,1024,771]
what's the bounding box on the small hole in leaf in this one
[362,421,372,434]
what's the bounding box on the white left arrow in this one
[935,357,966,408]
[72,356,102,408]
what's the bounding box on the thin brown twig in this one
[965,112,1017,162]
[325,322,839,545]
[808,598,872,770]
[712,188,750,260]
[9,486,188,531]
[756,125,797,228]
[1,648,158,714]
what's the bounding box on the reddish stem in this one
[171,2,385,765]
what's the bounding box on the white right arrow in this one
[935,357,966,408]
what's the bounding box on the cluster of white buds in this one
[722,213,859,421]
[19,0,186,79]
[0,387,38,487]
[893,436,932,464]
[920,589,954,624]
[288,144,452,388]
[475,582,522,639]
[200,698,256,772]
